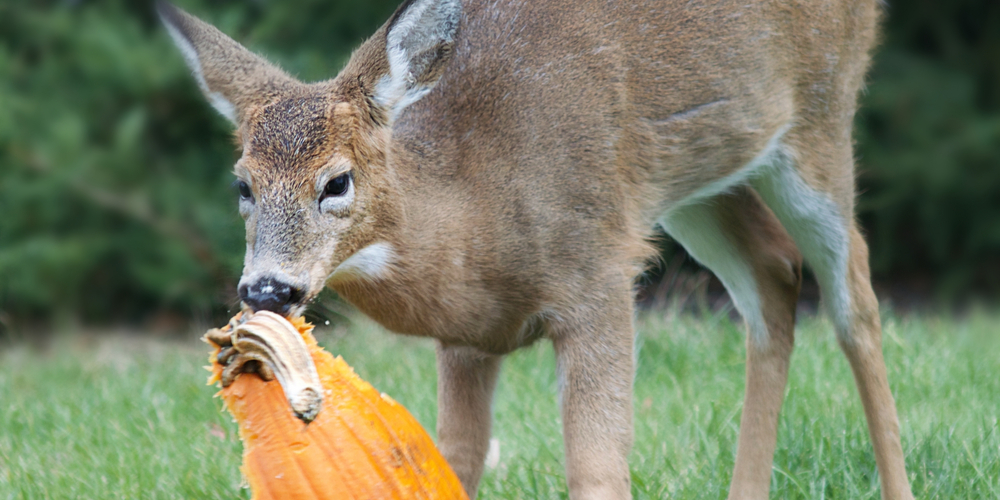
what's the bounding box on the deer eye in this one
[236,180,252,200]
[319,172,354,216]
[323,173,350,198]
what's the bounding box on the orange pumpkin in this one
[205,312,469,500]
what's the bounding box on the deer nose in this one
[238,277,304,315]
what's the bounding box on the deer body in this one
[161,0,913,498]
[333,0,813,348]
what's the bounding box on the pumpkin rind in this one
[207,314,469,500]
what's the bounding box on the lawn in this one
[1,312,998,499]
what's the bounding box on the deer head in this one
[158,0,460,315]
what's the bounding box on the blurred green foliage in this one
[0,0,997,327]
[0,0,400,326]
[856,0,1000,299]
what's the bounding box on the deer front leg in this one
[550,293,634,500]
[436,343,502,498]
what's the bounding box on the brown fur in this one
[160,0,913,498]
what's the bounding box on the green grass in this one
[1,312,998,499]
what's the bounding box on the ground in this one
[1,312,998,499]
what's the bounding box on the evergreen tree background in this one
[1,0,998,330]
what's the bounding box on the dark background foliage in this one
[856,0,1000,299]
[1,0,998,330]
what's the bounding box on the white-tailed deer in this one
[159,0,913,498]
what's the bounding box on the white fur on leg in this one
[660,208,769,346]
[657,127,796,346]
[751,152,853,340]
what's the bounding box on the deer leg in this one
[662,186,802,500]
[550,282,634,500]
[838,228,913,499]
[435,343,502,498]
[752,154,914,500]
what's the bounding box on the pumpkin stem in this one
[228,311,325,423]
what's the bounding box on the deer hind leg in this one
[751,145,914,500]
[662,186,803,500]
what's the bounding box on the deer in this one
[158,0,914,498]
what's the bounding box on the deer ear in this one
[157,1,296,124]
[375,0,461,123]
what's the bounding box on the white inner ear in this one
[375,0,460,123]
[163,22,237,123]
